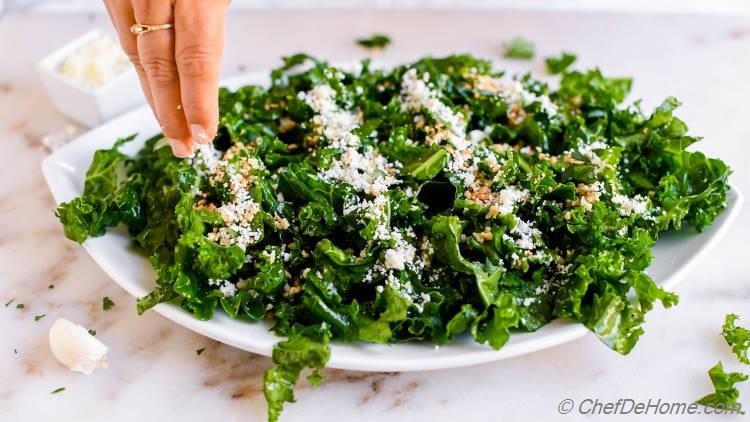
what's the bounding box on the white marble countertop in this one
[1,10,749,422]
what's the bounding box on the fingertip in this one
[169,138,195,158]
[190,124,213,144]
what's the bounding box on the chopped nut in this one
[563,155,584,165]
[486,204,500,219]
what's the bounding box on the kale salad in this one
[56,54,731,420]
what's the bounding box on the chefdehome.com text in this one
[557,398,742,416]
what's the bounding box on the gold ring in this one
[130,23,174,35]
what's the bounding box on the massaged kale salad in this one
[56,54,731,420]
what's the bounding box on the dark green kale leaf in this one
[248,246,287,296]
[102,296,115,311]
[55,135,140,243]
[557,68,632,107]
[356,34,391,49]
[429,215,506,307]
[402,148,449,181]
[194,239,245,280]
[545,52,576,74]
[298,202,337,236]
[264,325,331,422]
[357,285,411,343]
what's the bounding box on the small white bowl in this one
[37,29,145,127]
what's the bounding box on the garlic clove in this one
[48,318,109,375]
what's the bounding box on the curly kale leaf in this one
[471,292,520,350]
[723,314,750,365]
[656,151,730,232]
[264,325,331,422]
[55,135,140,243]
[504,36,535,59]
[248,246,287,296]
[553,249,677,355]
[194,239,245,280]
[545,52,576,74]
[558,68,632,108]
[299,202,337,236]
[55,197,118,243]
[696,362,748,409]
[615,97,731,232]
[429,215,503,305]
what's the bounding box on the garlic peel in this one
[49,318,109,374]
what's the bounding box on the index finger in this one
[174,0,227,145]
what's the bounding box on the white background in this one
[2,0,750,14]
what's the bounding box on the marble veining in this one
[1,10,749,422]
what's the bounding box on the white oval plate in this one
[42,70,743,372]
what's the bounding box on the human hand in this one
[103,0,227,157]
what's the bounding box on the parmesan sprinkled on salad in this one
[55,54,731,422]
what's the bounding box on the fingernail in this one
[190,124,211,144]
[169,138,194,158]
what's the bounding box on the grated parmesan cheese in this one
[399,68,477,186]
[209,278,238,298]
[503,217,542,251]
[485,186,529,218]
[577,182,604,212]
[203,151,265,249]
[472,74,558,120]
[299,84,363,149]
[383,235,418,271]
[57,33,131,89]
[319,146,401,196]
[575,141,610,175]
[611,193,650,217]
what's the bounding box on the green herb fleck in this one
[696,362,747,409]
[723,314,750,365]
[545,51,577,74]
[88,329,97,336]
[196,348,205,355]
[51,387,65,394]
[34,314,46,322]
[48,284,55,289]
[4,298,14,307]
[356,34,391,49]
[102,297,115,311]
[16,304,24,309]
[503,36,534,59]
